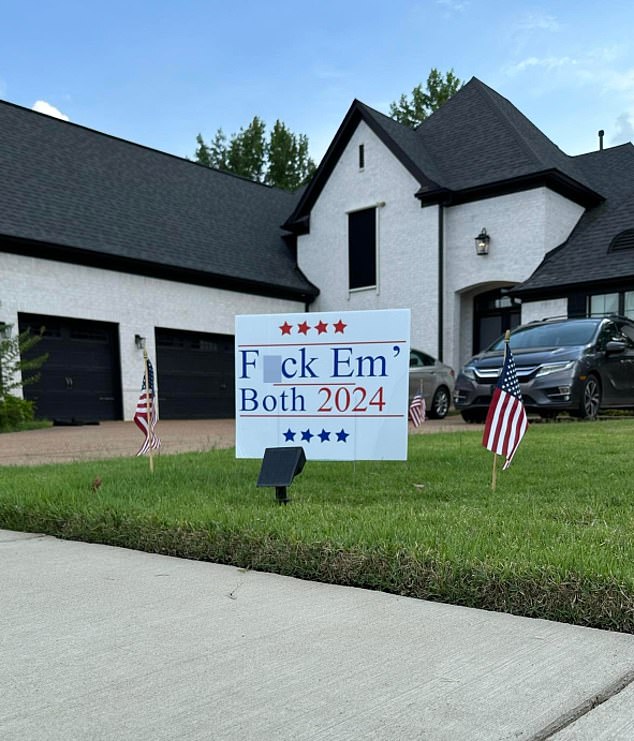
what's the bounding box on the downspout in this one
[437,204,444,362]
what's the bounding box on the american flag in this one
[409,393,426,427]
[134,356,161,456]
[482,341,527,470]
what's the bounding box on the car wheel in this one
[460,409,487,424]
[572,375,601,420]
[428,386,450,419]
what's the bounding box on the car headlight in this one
[462,365,477,380]
[535,361,575,378]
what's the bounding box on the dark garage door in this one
[18,313,122,422]
[155,328,234,419]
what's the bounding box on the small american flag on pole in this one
[134,355,161,456]
[409,393,426,427]
[482,339,527,470]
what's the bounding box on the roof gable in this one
[283,99,445,233]
[285,78,602,232]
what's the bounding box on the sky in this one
[2,0,634,165]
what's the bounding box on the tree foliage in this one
[0,326,48,399]
[195,117,316,191]
[389,68,463,128]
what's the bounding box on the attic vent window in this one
[609,229,634,252]
[358,144,365,170]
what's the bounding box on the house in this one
[286,78,634,370]
[0,100,317,421]
[1,77,632,421]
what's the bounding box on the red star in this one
[314,320,328,334]
[297,321,310,335]
[333,319,347,334]
[279,321,292,335]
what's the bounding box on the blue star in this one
[301,428,314,442]
[336,429,349,442]
[283,428,296,442]
[318,429,330,443]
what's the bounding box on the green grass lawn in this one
[1,419,633,632]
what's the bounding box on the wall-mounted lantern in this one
[475,228,490,256]
[134,334,146,350]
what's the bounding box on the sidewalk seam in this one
[528,668,634,740]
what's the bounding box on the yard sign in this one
[235,309,410,460]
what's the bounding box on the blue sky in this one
[2,0,634,165]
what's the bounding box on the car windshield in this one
[489,320,599,351]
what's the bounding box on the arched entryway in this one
[473,288,521,354]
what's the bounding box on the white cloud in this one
[506,55,576,75]
[32,100,70,121]
[611,112,634,145]
[514,12,560,33]
[436,0,469,13]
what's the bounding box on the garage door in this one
[18,313,122,422]
[155,328,234,419]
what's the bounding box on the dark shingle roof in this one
[0,100,318,301]
[285,78,603,231]
[514,144,634,296]
[414,78,597,196]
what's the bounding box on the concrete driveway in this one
[0,416,474,466]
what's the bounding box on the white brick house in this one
[1,77,633,420]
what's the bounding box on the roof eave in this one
[416,170,603,209]
[0,234,320,304]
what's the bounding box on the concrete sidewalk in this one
[2,529,633,740]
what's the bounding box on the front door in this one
[473,289,521,354]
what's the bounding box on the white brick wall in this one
[297,122,585,372]
[297,121,441,358]
[442,188,583,368]
[0,253,304,419]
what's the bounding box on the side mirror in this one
[606,340,626,354]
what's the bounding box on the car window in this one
[490,321,599,350]
[410,351,423,368]
[410,350,435,367]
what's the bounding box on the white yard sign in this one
[235,309,410,460]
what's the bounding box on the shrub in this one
[0,395,35,430]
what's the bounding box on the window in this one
[410,350,434,368]
[609,229,634,252]
[348,207,376,290]
[590,293,619,317]
[625,291,634,320]
[358,144,365,169]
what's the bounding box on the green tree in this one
[266,120,316,190]
[389,68,463,128]
[194,117,316,191]
[0,325,48,398]
[226,116,267,182]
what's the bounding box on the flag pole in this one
[144,348,154,473]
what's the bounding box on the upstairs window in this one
[348,207,376,290]
[358,144,365,170]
